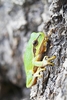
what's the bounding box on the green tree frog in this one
[24,32,56,88]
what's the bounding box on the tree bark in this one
[30,0,67,100]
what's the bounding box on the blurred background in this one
[0,0,53,100]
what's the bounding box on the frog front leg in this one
[32,55,56,78]
[42,55,56,66]
[32,55,56,67]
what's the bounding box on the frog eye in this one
[33,40,38,46]
[33,33,41,46]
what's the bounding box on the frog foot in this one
[43,55,56,66]
[34,67,46,78]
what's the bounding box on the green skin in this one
[24,32,56,88]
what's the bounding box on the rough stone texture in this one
[0,0,67,100]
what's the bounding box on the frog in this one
[24,32,56,88]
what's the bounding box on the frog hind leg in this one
[33,67,46,78]
[28,55,56,87]
[26,68,45,88]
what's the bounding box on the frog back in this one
[24,33,38,73]
[24,40,34,73]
